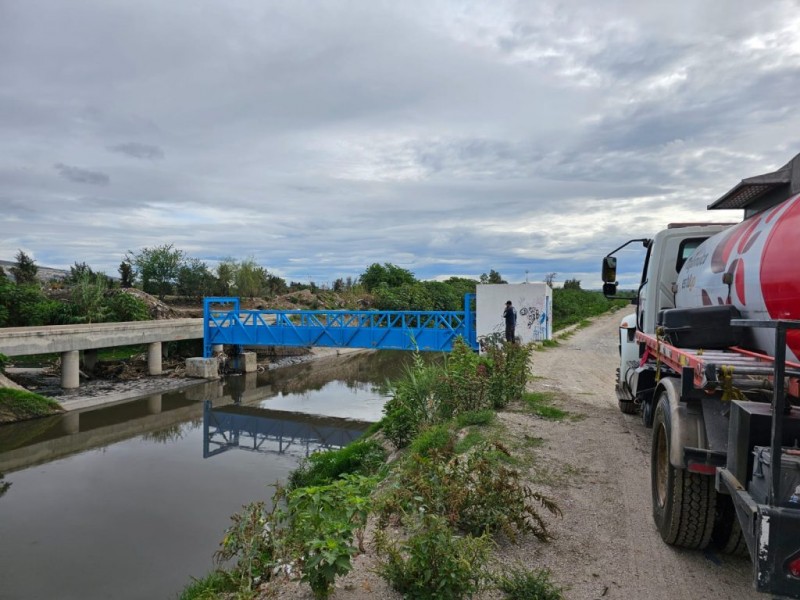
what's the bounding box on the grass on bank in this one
[180,340,565,600]
[0,388,63,424]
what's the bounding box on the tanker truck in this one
[602,153,800,598]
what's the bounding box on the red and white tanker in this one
[602,153,800,599]
[676,192,800,362]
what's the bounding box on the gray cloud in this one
[53,163,110,186]
[0,0,798,286]
[108,142,164,160]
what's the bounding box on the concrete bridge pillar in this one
[61,350,80,389]
[148,342,162,375]
[82,349,98,372]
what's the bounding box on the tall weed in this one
[378,443,560,541]
[375,513,491,600]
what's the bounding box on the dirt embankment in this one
[271,311,759,600]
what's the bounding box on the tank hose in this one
[720,365,745,402]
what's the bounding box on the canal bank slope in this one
[268,311,758,600]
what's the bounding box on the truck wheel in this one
[712,495,749,557]
[619,399,638,414]
[651,395,716,549]
[641,397,655,428]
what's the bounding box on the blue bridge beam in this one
[203,294,476,357]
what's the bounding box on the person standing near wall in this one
[503,300,517,343]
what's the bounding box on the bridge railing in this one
[203,294,476,356]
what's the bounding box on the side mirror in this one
[601,256,617,283]
[603,283,618,297]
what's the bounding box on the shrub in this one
[382,353,443,449]
[288,438,386,488]
[283,475,376,599]
[105,291,150,322]
[378,443,560,540]
[409,424,454,458]
[375,513,491,600]
[213,501,279,593]
[495,566,563,600]
[486,342,534,409]
[438,338,490,417]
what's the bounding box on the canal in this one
[0,350,416,600]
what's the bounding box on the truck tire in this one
[651,395,716,549]
[619,399,638,414]
[712,495,749,557]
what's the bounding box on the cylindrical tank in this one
[675,192,800,362]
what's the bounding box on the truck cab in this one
[606,224,731,421]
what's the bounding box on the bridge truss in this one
[203,295,476,357]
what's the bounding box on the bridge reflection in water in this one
[202,400,369,459]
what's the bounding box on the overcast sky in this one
[2,0,800,287]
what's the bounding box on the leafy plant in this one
[409,424,454,458]
[105,292,150,322]
[378,443,560,541]
[495,566,563,600]
[283,475,376,599]
[382,352,443,448]
[375,512,491,600]
[486,342,534,408]
[214,501,279,593]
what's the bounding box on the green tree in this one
[128,244,184,299]
[563,278,582,290]
[479,269,506,284]
[359,263,416,292]
[235,258,269,297]
[11,250,38,285]
[177,258,215,298]
[265,272,288,296]
[215,258,237,296]
[118,260,134,288]
[66,262,101,285]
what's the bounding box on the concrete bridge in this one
[0,319,203,389]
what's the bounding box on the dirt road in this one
[517,310,758,600]
[270,310,760,600]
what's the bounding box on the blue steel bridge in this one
[203,295,477,358]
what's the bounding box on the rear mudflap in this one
[755,505,800,598]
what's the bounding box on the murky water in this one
[0,351,423,600]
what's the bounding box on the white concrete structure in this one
[476,283,552,351]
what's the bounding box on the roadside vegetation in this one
[180,340,564,600]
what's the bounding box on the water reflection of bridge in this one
[203,402,368,459]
